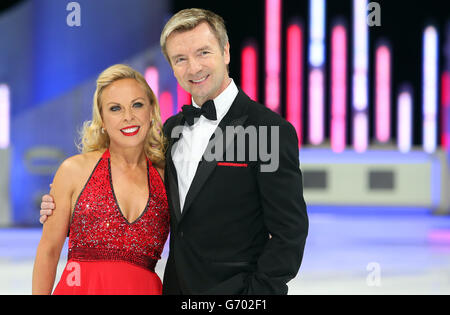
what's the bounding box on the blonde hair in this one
[160,8,229,64]
[78,64,167,166]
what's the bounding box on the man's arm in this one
[247,121,308,294]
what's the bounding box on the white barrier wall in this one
[300,148,449,213]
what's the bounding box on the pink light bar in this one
[309,69,324,145]
[159,91,174,124]
[241,42,258,102]
[177,83,191,113]
[0,84,10,149]
[352,0,369,153]
[286,21,303,148]
[307,0,326,146]
[331,23,347,153]
[423,25,439,153]
[353,112,368,153]
[352,0,369,112]
[397,86,413,153]
[145,66,159,100]
[441,71,450,151]
[265,0,282,113]
[375,44,391,143]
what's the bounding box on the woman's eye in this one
[110,105,121,112]
[133,102,143,108]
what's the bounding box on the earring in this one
[101,128,105,134]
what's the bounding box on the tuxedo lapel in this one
[180,90,250,221]
[166,114,185,222]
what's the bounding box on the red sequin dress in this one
[53,149,169,295]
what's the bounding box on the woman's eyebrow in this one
[107,97,145,106]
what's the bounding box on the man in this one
[40,8,308,295]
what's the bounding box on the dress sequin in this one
[67,149,169,272]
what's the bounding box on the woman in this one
[32,64,169,295]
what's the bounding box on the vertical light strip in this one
[375,43,391,143]
[308,0,326,145]
[265,0,282,113]
[286,21,303,148]
[145,66,159,100]
[0,84,10,149]
[241,42,258,101]
[423,25,439,153]
[159,91,174,123]
[177,84,191,113]
[442,71,450,151]
[330,22,347,153]
[444,21,450,152]
[352,0,369,152]
[397,85,413,153]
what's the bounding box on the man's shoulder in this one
[163,112,183,135]
[244,98,292,129]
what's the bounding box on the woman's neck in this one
[108,144,146,169]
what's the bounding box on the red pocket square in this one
[217,162,248,167]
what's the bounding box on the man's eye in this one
[175,57,186,64]
[201,51,210,56]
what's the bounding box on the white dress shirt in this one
[172,79,239,212]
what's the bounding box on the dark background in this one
[2,0,449,145]
[172,0,449,146]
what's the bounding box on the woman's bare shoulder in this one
[58,151,104,177]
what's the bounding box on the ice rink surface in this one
[2,206,450,295]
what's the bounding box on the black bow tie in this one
[181,100,217,126]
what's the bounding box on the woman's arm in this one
[32,158,76,295]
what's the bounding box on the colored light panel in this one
[354,112,368,153]
[177,83,191,113]
[352,0,369,152]
[397,86,413,153]
[309,69,324,145]
[375,43,391,143]
[331,23,347,153]
[308,0,326,145]
[423,26,439,153]
[286,21,303,148]
[159,91,174,124]
[265,0,282,113]
[241,42,258,102]
[308,0,326,67]
[0,84,9,149]
[441,71,450,151]
[145,66,159,100]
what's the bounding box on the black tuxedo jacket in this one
[162,89,308,295]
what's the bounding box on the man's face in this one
[165,22,230,106]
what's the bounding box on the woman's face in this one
[100,78,152,150]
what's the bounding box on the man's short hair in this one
[160,8,229,65]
